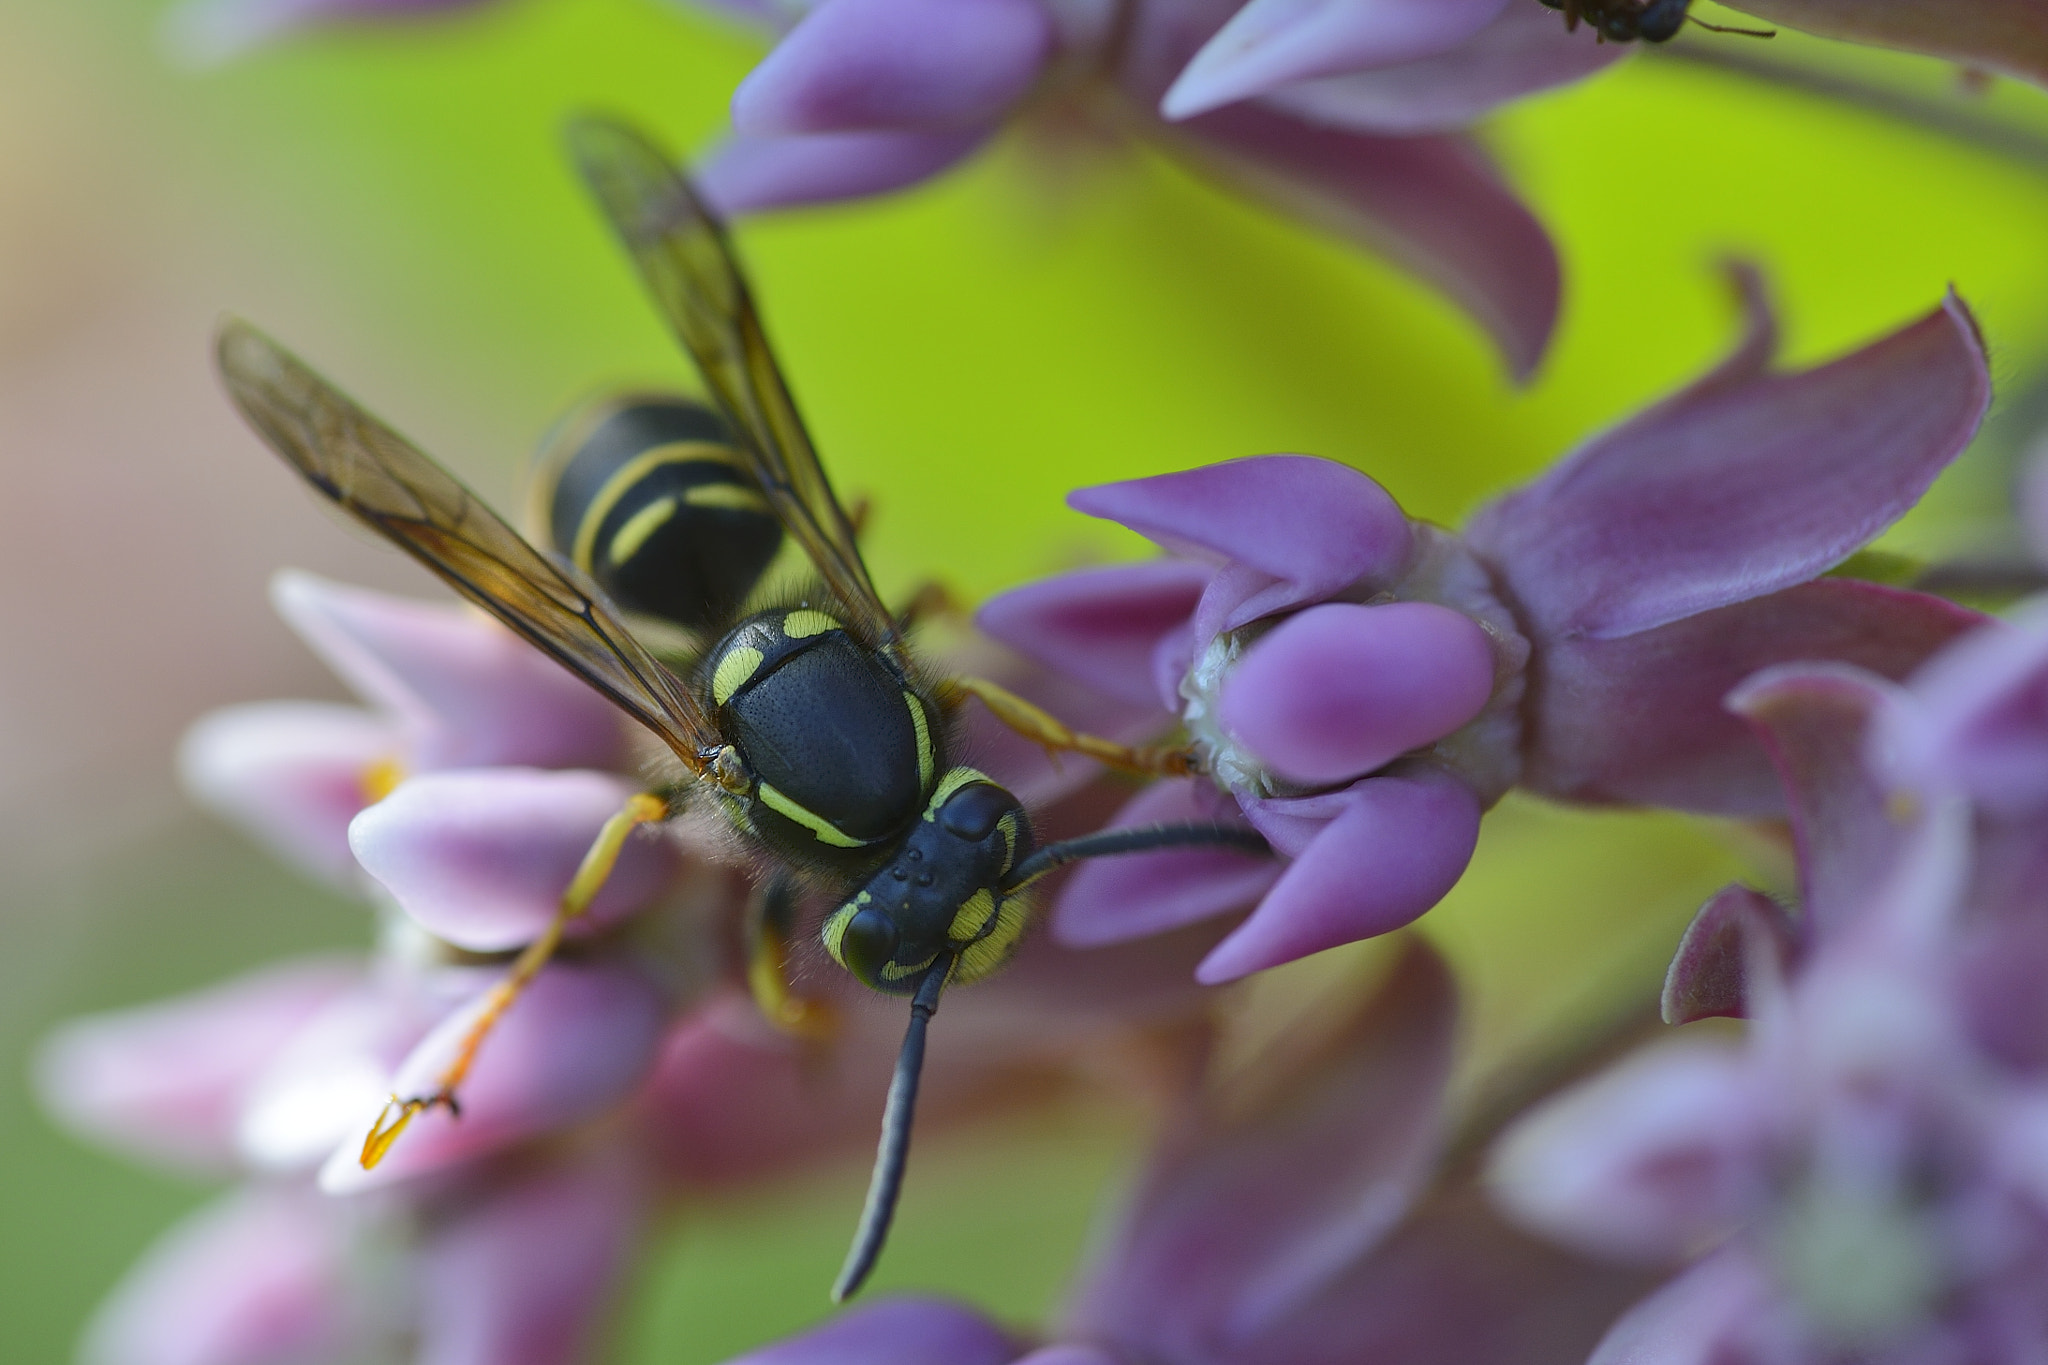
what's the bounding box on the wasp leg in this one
[939,675,1200,779]
[744,872,839,1040]
[360,790,670,1168]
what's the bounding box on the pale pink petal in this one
[271,571,629,772]
[1522,578,1981,816]
[1729,0,2048,86]
[1069,941,1454,1349]
[179,701,395,887]
[1158,109,1558,380]
[1466,286,1991,641]
[1489,1039,1768,1262]
[699,126,990,214]
[1727,662,1910,936]
[1219,602,1495,786]
[417,1154,646,1365]
[1161,0,1510,120]
[976,560,1211,711]
[348,768,681,952]
[1259,2,1624,134]
[1014,1349,1120,1365]
[1584,1252,1776,1365]
[732,0,1052,134]
[34,958,361,1173]
[1199,768,1479,982]
[1893,601,2048,819]
[1051,779,1279,949]
[1067,456,1414,638]
[1661,883,1798,1026]
[80,1185,370,1365]
[321,959,671,1191]
[724,1297,1019,1365]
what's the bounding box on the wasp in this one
[1538,0,1774,42]
[215,115,1268,1302]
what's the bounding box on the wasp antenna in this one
[832,964,949,1302]
[1001,822,1271,895]
[1689,16,1775,36]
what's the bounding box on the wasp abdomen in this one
[707,609,939,862]
[534,394,782,631]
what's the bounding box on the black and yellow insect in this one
[215,115,1267,1302]
[1538,0,1773,41]
[528,392,783,635]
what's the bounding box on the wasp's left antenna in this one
[833,962,950,1302]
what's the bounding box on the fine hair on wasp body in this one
[213,113,1270,1305]
[1537,0,1774,42]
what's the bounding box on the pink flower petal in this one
[1219,601,1496,786]
[1068,456,1414,638]
[732,0,1052,134]
[1157,109,1559,380]
[1660,883,1799,1026]
[1161,0,1510,120]
[34,958,361,1173]
[348,769,681,952]
[1258,1,1624,134]
[271,572,629,772]
[1014,1349,1120,1365]
[1069,940,1455,1349]
[698,126,991,215]
[976,560,1212,712]
[725,1296,1020,1365]
[1892,601,2048,819]
[1730,0,2048,86]
[1051,779,1280,949]
[80,1185,369,1365]
[1488,1038,1767,1262]
[1200,768,1480,982]
[1727,662,1911,936]
[1466,282,1991,641]
[1522,578,1982,816]
[320,959,671,1191]
[417,1153,646,1365]
[179,701,395,887]
[1584,1252,1776,1365]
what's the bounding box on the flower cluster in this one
[978,270,1988,985]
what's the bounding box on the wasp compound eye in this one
[836,905,902,989]
[938,781,1016,842]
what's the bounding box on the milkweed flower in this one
[1488,603,2048,1364]
[979,271,1990,983]
[705,938,1652,1365]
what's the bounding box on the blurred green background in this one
[5,0,2048,1360]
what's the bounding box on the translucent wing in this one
[217,318,720,772]
[566,115,899,653]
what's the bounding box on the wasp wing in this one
[217,318,720,773]
[566,115,899,653]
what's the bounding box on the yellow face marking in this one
[758,781,867,848]
[923,766,995,820]
[880,953,939,983]
[684,482,771,513]
[781,608,841,639]
[948,889,996,943]
[995,812,1019,876]
[956,895,1029,984]
[605,495,677,566]
[712,645,765,706]
[821,902,857,969]
[905,692,934,790]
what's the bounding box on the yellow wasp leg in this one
[939,675,1200,779]
[895,579,964,633]
[743,875,839,1041]
[360,790,670,1168]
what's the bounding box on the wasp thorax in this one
[823,771,1035,994]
